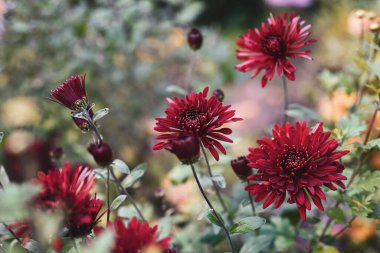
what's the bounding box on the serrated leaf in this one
[110,195,127,211]
[350,171,380,195]
[0,166,10,187]
[326,208,346,224]
[230,216,265,234]
[93,108,109,122]
[349,194,375,217]
[338,115,367,141]
[121,163,147,188]
[111,159,130,174]
[211,175,226,189]
[207,211,224,227]
[363,138,380,150]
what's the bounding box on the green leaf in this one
[368,204,380,219]
[121,163,147,188]
[326,208,346,224]
[338,115,367,141]
[211,175,226,189]
[230,216,266,234]
[240,235,272,253]
[0,132,3,143]
[0,183,40,222]
[111,159,130,174]
[110,195,127,211]
[285,104,319,120]
[93,168,108,181]
[207,211,224,227]
[165,85,186,96]
[349,194,375,217]
[312,243,339,253]
[93,108,109,122]
[362,138,380,150]
[350,171,380,195]
[305,217,321,224]
[0,166,10,187]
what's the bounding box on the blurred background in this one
[1,0,380,252]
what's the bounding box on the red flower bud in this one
[87,142,113,167]
[71,106,94,131]
[187,28,203,51]
[231,156,252,180]
[213,88,225,102]
[165,135,200,165]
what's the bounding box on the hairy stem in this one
[190,165,236,253]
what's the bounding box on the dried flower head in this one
[235,12,316,87]
[153,87,242,161]
[246,122,349,220]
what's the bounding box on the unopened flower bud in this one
[213,89,225,102]
[187,28,203,51]
[71,106,94,131]
[231,156,252,180]
[166,135,200,165]
[87,142,113,167]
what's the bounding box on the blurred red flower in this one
[112,217,171,253]
[246,122,348,220]
[235,12,316,87]
[153,87,242,161]
[35,162,104,237]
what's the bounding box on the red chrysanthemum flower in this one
[153,87,242,161]
[50,74,88,111]
[235,12,317,87]
[35,162,104,237]
[245,122,349,220]
[112,217,171,253]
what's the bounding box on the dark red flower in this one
[165,134,200,164]
[35,162,104,237]
[153,87,242,161]
[235,12,316,87]
[112,217,171,253]
[231,156,252,180]
[245,122,349,220]
[87,141,114,167]
[50,74,88,111]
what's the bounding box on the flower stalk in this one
[282,75,289,123]
[190,165,235,253]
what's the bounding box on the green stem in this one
[246,180,256,216]
[282,75,289,123]
[106,167,110,223]
[190,165,236,253]
[200,144,229,215]
[110,168,146,222]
